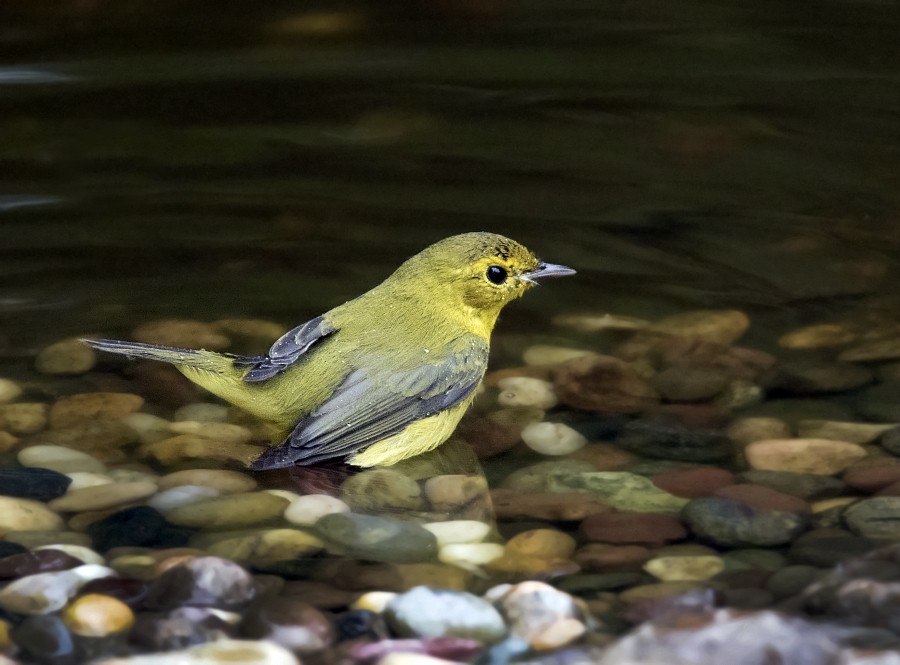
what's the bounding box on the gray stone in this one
[682,498,809,547]
[314,512,438,563]
[845,498,900,539]
[385,586,506,642]
[616,421,733,463]
[738,470,847,501]
[548,471,688,515]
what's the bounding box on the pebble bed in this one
[1,312,900,663]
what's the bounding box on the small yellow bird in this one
[86,232,574,470]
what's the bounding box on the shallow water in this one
[3,1,900,663]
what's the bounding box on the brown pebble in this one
[573,544,651,572]
[745,438,867,475]
[553,354,659,413]
[505,529,577,560]
[580,512,686,546]
[651,467,736,498]
[62,593,135,636]
[568,443,638,471]
[727,417,792,447]
[491,489,612,522]
[132,319,230,350]
[843,464,900,493]
[712,484,810,514]
[49,393,144,429]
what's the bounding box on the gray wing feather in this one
[250,336,488,469]
[238,315,336,383]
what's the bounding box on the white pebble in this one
[438,543,505,572]
[65,472,114,491]
[0,378,22,404]
[284,494,350,527]
[174,403,229,423]
[521,422,587,456]
[18,445,107,474]
[92,639,300,665]
[124,412,173,444]
[35,544,105,565]
[422,520,492,547]
[147,485,221,514]
[497,377,558,409]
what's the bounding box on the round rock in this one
[745,438,866,475]
[35,338,96,375]
[682,497,809,547]
[314,513,437,563]
[165,492,289,530]
[385,586,506,642]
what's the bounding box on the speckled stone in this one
[580,512,686,546]
[424,474,489,512]
[682,497,810,547]
[547,471,689,515]
[0,403,49,434]
[340,468,425,513]
[617,421,733,462]
[844,497,900,539]
[239,597,335,653]
[553,354,659,413]
[386,586,506,642]
[145,556,256,610]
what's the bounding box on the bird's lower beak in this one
[522,262,576,283]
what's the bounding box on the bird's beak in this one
[522,262,576,284]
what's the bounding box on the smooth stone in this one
[127,607,238,653]
[9,615,75,663]
[879,426,900,456]
[745,438,867,475]
[523,345,593,366]
[147,485,221,513]
[0,550,84,579]
[617,580,702,604]
[547,471,689,515]
[490,489,612,521]
[651,467,735,498]
[682,498,810,546]
[491,581,583,649]
[500,460,597,492]
[422,520,491,547]
[553,354,659,413]
[145,556,256,609]
[35,338,96,375]
[0,564,114,614]
[132,319,230,351]
[0,403,48,434]
[712,484,810,514]
[557,572,642,594]
[340,469,425,513]
[0,542,28,559]
[315,513,438,564]
[438,543,505,571]
[158,469,257,494]
[788,534,875,566]
[616,421,732,462]
[738,470,847,500]
[351,591,397,613]
[839,336,900,362]
[0,378,22,404]
[714,379,765,411]
[854,381,900,422]
[49,480,158,512]
[385,586,506,642]
[743,399,856,425]
[650,365,730,402]
[6,531,92,549]
[521,422,587,456]
[102,638,299,665]
[765,565,824,599]
[0,467,72,501]
[239,597,334,653]
[797,419,897,444]
[66,472,114,491]
[843,464,900,493]
[766,360,873,395]
[505,529,576,560]
[87,506,191,551]
[726,417,792,447]
[0,496,63,531]
[284,494,350,527]
[497,377,558,410]
[35,544,104,566]
[167,420,253,445]
[207,529,323,564]
[647,309,749,345]
[573,543,651,572]
[580,512,686,546]
[172,402,230,423]
[720,548,787,571]
[29,420,137,463]
[142,435,263,467]
[48,392,143,429]
[844,498,900,539]
[18,445,107,474]
[552,313,650,332]
[0,431,19,453]
[778,324,857,349]
[212,318,286,347]
[124,412,173,444]
[62,593,134,636]
[569,442,639,471]
[644,555,725,581]
[423,475,489,511]
[165,492,290,529]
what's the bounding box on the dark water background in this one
[3,0,900,363]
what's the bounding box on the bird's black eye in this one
[486,265,508,285]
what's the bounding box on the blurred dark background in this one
[2,0,900,359]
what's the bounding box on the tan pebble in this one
[132,319,230,350]
[530,618,586,650]
[0,378,23,404]
[165,492,290,529]
[839,336,900,362]
[6,531,92,549]
[0,496,63,531]
[35,338,96,375]
[0,403,48,434]
[376,654,457,665]
[811,497,857,513]
[796,419,897,444]
[618,581,703,604]
[173,402,230,423]
[0,617,11,652]
[68,508,123,532]
[778,324,857,349]
[0,432,20,452]
[207,529,323,563]
[49,393,144,429]
[158,469,257,493]
[745,438,867,475]
[648,309,749,345]
[506,529,576,560]
[65,472,114,491]
[50,481,158,512]
[340,468,425,512]
[497,377,558,409]
[123,412,173,444]
[523,345,593,366]
[63,593,134,636]
[553,313,650,332]
[212,318,286,342]
[109,555,158,580]
[487,554,579,576]
[424,475,489,510]
[142,435,263,467]
[166,420,253,444]
[726,417,792,446]
[643,555,725,581]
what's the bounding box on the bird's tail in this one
[83,338,234,374]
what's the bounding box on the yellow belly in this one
[348,405,468,467]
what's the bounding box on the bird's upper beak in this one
[522,262,576,284]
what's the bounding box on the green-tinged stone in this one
[314,513,438,563]
[340,468,425,513]
[547,472,689,515]
[682,498,809,547]
[844,498,900,539]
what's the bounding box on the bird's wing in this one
[250,335,489,469]
[235,315,337,382]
